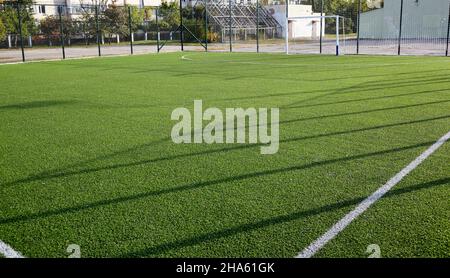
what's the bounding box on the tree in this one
[366,0,383,9]
[148,2,211,43]
[78,0,109,44]
[140,6,153,33]
[0,0,37,46]
[103,4,128,42]
[39,16,59,46]
[60,16,76,46]
[0,18,6,41]
[322,0,361,34]
[157,1,180,30]
[101,4,144,43]
[128,5,145,33]
[39,15,76,46]
[182,5,206,43]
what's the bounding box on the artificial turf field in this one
[0,52,449,258]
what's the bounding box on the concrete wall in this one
[360,0,449,39]
[32,0,66,21]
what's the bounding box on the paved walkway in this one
[1,40,448,63]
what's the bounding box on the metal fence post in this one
[446,0,450,56]
[205,0,208,52]
[319,0,323,54]
[179,0,184,51]
[356,0,361,55]
[285,0,289,54]
[336,15,339,56]
[229,0,232,52]
[58,6,66,59]
[156,8,160,53]
[398,0,404,56]
[95,5,101,57]
[256,0,259,53]
[16,2,25,62]
[128,6,134,55]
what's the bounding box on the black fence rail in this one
[1,0,450,63]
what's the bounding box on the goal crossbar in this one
[287,15,345,20]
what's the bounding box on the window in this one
[38,5,46,14]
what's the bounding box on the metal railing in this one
[1,0,450,63]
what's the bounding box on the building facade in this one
[28,0,322,39]
[31,0,161,20]
[360,0,449,39]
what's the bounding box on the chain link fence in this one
[1,0,450,63]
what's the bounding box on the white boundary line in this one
[179,54,450,68]
[0,53,132,66]
[0,240,25,258]
[0,51,171,66]
[181,55,193,61]
[296,130,450,258]
[3,51,448,67]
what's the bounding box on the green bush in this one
[0,19,6,41]
[0,3,37,46]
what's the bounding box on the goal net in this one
[286,15,351,55]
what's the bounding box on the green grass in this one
[0,52,449,258]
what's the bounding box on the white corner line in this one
[296,130,450,258]
[0,51,163,66]
[181,55,193,61]
[0,240,25,258]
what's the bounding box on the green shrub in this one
[0,19,6,41]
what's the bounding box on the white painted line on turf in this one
[0,51,173,66]
[296,130,450,258]
[178,55,450,68]
[181,55,193,61]
[0,53,129,66]
[0,240,25,258]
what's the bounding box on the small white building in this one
[266,3,324,39]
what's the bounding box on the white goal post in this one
[285,15,347,56]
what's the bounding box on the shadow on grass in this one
[0,141,435,226]
[2,115,449,188]
[0,100,76,110]
[1,81,446,190]
[59,57,450,98]
[47,60,450,111]
[282,89,450,110]
[82,55,449,82]
[214,75,450,105]
[299,68,450,83]
[282,99,450,124]
[281,76,450,108]
[123,177,450,257]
